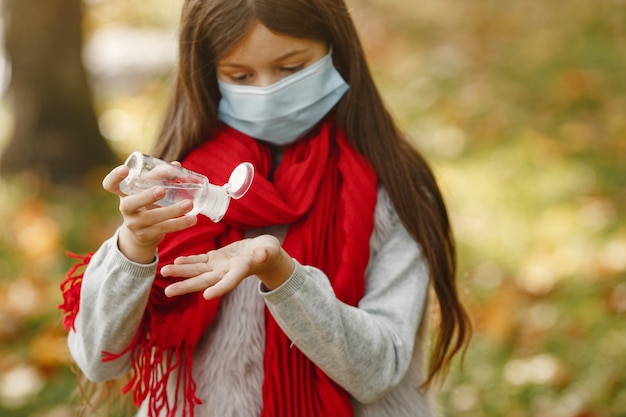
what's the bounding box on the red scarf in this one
[60,119,378,417]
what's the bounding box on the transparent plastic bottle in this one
[119,152,254,222]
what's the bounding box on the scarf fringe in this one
[60,251,201,417]
[58,251,94,331]
[102,306,203,416]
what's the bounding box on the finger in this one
[121,190,194,221]
[253,246,269,264]
[252,235,281,261]
[139,202,196,229]
[203,262,254,299]
[161,261,212,278]
[202,270,243,300]
[173,254,210,265]
[102,165,129,195]
[119,187,166,214]
[121,210,197,247]
[164,273,221,297]
[158,212,199,234]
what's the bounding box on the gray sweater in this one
[68,188,436,416]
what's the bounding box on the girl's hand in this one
[162,235,295,300]
[102,164,198,264]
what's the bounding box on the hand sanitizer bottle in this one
[119,152,254,222]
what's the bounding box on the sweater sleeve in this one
[261,191,430,403]
[67,231,157,382]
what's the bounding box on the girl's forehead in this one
[218,21,324,64]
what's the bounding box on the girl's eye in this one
[280,64,305,74]
[229,73,252,82]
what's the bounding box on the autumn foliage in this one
[0,0,624,416]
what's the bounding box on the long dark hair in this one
[154,0,472,388]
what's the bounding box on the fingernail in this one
[182,200,193,211]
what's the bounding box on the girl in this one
[60,0,472,416]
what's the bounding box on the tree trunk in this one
[1,0,116,184]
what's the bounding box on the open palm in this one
[162,235,288,300]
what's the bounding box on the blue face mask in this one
[217,52,349,145]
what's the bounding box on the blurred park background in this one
[0,0,625,416]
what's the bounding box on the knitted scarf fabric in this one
[60,119,378,417]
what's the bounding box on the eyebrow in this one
[218,48,309,68]
[275,48,308,61]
